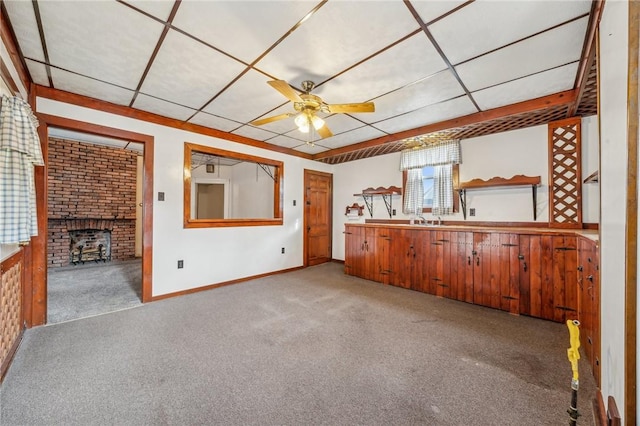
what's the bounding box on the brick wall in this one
[47,138,139,268]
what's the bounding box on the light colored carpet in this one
[47,259,142,324]
[2,262,596,425]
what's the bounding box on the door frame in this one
[29,113,154,326]
[303,169,333,267]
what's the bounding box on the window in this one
[183,143,283,228]
[403,164,459,214]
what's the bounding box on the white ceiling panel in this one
[50,68,134,106]
[321,115,370,135]
[455,16,588,92]
[295,143,329,155]
[313,126,388,150]
[203,69,288,123]
[456,18,588,92]
[172,1,318,64]
[25,59,49,86]
[255,1,418,84]
[122,0,176,21]
[316,32,447,104]
[374,96,477,134]
[266,135,305,149]
[363,70,467,123]
[248,103,299,135]
[430,0,592,65]
[411,1,469,25]
[3,1,45,61]
[39,1,164,89]
[141,29,247,109]
[232,125,280,142]
[188,112,241,133]
[132,94,197,121]
[473,62,579,111]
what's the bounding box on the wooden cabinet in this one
[344,224,584,323]
[578,237,600,386]
[344,225,390,283]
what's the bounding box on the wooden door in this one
[411,230,429,293]
[472,232,492,306]
[552,236,578,322]
[304,170,332,266]
[522,234,554,320]
[375,228,392,284]
[362,227,377,282]
[389,228,413,289]
[497,233,520,314]
[433,231,451,298]
[344,225,362,277]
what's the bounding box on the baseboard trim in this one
[151,265,306,302]
[594,391,606,426]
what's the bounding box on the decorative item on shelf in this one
[583,170,598,184]
[345,203,364,220]
[353,186,402,218]
[456,175,541,220]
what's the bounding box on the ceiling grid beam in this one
[31,0,53,87]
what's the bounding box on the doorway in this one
[45,128,144,323]
[304,170,333,266]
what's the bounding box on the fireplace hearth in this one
[69,228,112,265]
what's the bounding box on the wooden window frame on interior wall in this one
[183,142,284,228]
[401,164,460,214]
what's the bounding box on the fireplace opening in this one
[69,229,112,265]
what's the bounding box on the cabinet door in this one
[411,230,430,293]
[375,228,392,284]
[433,231,452,298]
[498,233,520,314]
[389,228,414,289]
[472,232,492,307]
[344,225,364,277]
[579,238,600,386]
[552,236,578,322]
[362,228,377,281]
[449,231,471,302]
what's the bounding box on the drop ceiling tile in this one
[295,143,329,155]
[188,111,242,133]
[248,103,299,135]
[203,69,289,123]
[374,96,477,134]
[411,1,469,25]
[50,68,134,106]
[132,94,197,121]
[121,0,175,21]
[25,59,49,86]
[172,1,317,64]
[3,1,45,61]
[321,115,369,135]
[455,17,588,92]
[363,70,466,123]
[39,1,164,89]
[232,125,280,142]
[316,32,447,104]
[473,62,579,111]
[430,0,591,65]
[266,134,305,149]
[255,1,418,83]
[141,29,247,109]
[314,126,387,150]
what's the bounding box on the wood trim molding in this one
[313,90,577,161]
[151,266,305,302]
[34,85,313,160]
[0,3,30,94]
[625,1,639,422]
[458,174,541,189]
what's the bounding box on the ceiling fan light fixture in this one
[294,113,310,133]
[311,115,324,130]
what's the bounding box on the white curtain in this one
[399,140,461,216]
[0,95,43,244]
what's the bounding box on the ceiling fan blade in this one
[268,80,303,102]
[317,123,333,139]
[326,102,375,114]
[250,113,293,127]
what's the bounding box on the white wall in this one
[35,97,332,297]
[333,119,599,260]
[598,0,629,420]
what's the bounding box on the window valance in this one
[399,139,461,170]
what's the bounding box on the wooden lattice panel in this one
[548,117,582,228]
[1,253,23,371]
[576,55,598,117]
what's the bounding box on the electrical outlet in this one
[177,260,184,269]
[392,209,396,216]
[470,208,476,216]
[281,247,285,254]
[158,192,165,201]
[293,200,296,206]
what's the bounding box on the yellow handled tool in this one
[566,319,580,425]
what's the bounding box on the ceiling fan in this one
[250,80,375,139]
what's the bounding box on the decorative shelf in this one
[354,186,402,218]
[456,175,542,220]
[583,170,598,184]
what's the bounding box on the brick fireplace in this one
[47,137,139,268]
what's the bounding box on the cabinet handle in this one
[587,275,593,282]
[523,262,527,272]
[361,243,364,251]
[577,266,583,271]
[476,257,480,266]
[467,256,471,265]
